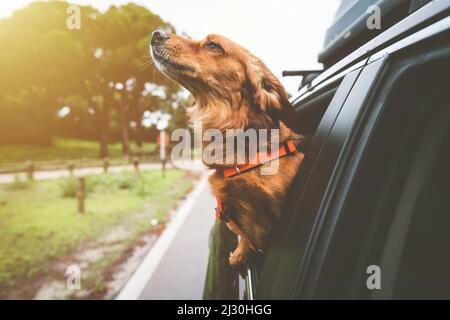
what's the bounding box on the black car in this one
[205,0,450,300]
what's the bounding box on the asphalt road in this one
[138,177,215,299]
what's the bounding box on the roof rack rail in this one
[282,70,323,90]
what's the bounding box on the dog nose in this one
[151,30,168,45]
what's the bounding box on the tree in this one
[0,1,88,145]
[90,3,180,157]
[0,1,183,158]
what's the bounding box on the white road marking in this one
[115,174,210,300]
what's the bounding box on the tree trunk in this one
[99,103,110,158]
[118,94,131,157]
[97,91,112,159]
[132,80,145,148]
[135,114,144,148]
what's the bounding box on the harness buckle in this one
[284,141,296,155]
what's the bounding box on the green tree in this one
[0,1,183,158]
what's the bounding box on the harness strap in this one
[223,140,298,178]
[214,193,230,222]
[214,140,303,253]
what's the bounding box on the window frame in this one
[256,66,367,299]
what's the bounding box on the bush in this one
[116,172,135,190]
[6,175,32,190]
[60,177,94,198]
[59,177,78,198]
[87,172,136,192]
[132,181,149,197]
[59,172,144,198]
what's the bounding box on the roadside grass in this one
[0,169,194,296]
[0,138,157,164]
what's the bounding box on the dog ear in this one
[245,61,297,129]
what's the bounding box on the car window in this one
[257,67,368,299]
[291,58,387,299]
[292,87,338,135]
[373,90,450,299]
[305,42,450,299]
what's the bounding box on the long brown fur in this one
[151,31,304,266]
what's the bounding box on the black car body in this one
[246,0,450,299]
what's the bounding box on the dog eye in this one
[205,41,222,51]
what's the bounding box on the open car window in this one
[257,66,366,299]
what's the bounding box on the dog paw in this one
[229,250,247,267]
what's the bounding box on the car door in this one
[298,26,450,300]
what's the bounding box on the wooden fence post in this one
[159,130,168,178]
[162,159,166,178]
[26,161,35,181]
[77,177,85,214]
[68,161,75,176]
[133,157,140,172]
[103,158,109,174]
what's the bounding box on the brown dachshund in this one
[151,30,304,266]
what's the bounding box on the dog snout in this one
[151,30,169,46]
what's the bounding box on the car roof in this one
[291,0,450,104]
[320,0,412,67]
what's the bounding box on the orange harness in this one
[214,140,301,252]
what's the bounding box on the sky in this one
[0,0,341,94]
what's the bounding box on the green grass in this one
[0,169,194,294]
[0,138,157,164]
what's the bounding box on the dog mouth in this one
[151,46,195,75]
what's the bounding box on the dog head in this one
[150,30,296,130]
